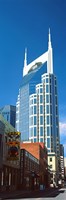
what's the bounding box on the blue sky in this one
[0,0,66,155]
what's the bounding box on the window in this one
[34,106,36,114]
[56,117,58,126]
[55,96,57,105]
[50,79,51,84]
[30,127,33,137]
[40,116,43,125]
[50,85,51,93]
[40,88,43,93]
[56,106,58,115]
[50,105,52,114]
[40,127,43,136]
[51,127,52,136]
[55,79,56,85]
[56,128,59,137]
[50,157,52,162]
[30,99,33,104]
[46,85,49,93]
[50,95,52,103]
[46,105,49,114]
[55,87,57,95]
[30,117,33,125]
[34,116,36,125]
[40,95,43,103]
[34,138,36,142]
[46,78,49,83]
[40,105,43,114]
[46,95,49,103]
[34,98,36,104]
[47,116,49,125]
[50,115,52,125]
[50,165,52,169]
[34,127,36,136]
[47,127,50,136]
[40,138,43,142]
[47,138,50,148]
[30,106,33,115]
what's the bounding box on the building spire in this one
[47,28,53,74]
[48,28,52,49]
[24,48,27,68]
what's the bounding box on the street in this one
[0,187,66,200]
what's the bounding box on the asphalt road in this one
[0,187,66,200]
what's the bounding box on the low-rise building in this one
[0,114,20,191]
[48,152,58,187]
[20,142,49,188]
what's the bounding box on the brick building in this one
[20,142,48,188]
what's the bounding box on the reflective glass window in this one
[47,138,50,148]
[40,116,43,125]
[30,99,33,104]
[40,105,43,114]
[56,106,58,115]
[46,105,49,114]
[50,105,52,114]
[34,116,36,125]
[34,127,36,136]
[51,127,52,136]
[56,117,58,126]
[34,98,36,104]
[40,127,43,136]
[55,96,57,105]
[46,78,49,83]
[40,138,43,142]
[55,79,56,85]
[34,106,36,114]
[34,138,36,142]
[46,85,49,93]
[40,88,43,93]
[40,95,43,103]
[55,87,57,95]
[50,95,52,103]
[46,95,49,103]
[30,127,33,137]
[50,85,51,93]
[47,126,50,136]
[47,116,49,125]
[30,106,33,115]
[50,115,52,125]
[30,117,33,125]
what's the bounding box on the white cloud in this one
[59,122,66,135]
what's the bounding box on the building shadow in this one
[2,188,65,199]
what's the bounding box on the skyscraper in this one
[16,29,60,158]
[29,30,60,157]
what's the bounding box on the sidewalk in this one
[0,187,57,199]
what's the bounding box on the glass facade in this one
[16,63,46,141]
[0,105,16,128]
[29,73,60,156]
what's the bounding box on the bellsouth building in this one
[16,30,60,157]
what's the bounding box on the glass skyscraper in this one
[16,30,60,157]
[29,72,60,155]
[16,65,46,141]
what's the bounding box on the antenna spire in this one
[24,48,27,67]
[47,28,53,74]
[48,28,52,49]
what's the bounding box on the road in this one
[0,187,66,200]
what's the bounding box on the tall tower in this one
[16,30,60,158]
[29,30,60,157]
